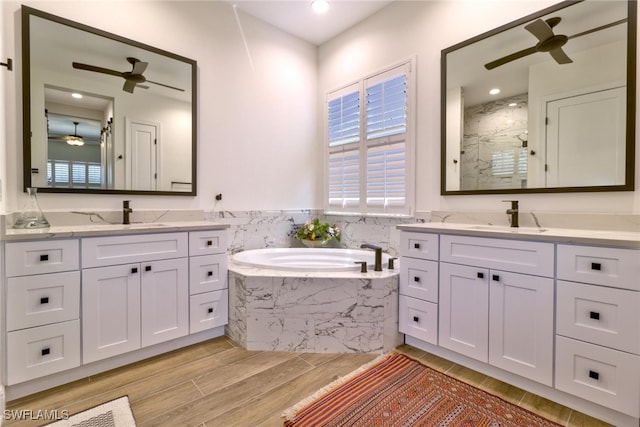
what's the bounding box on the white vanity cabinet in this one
[398,232,439,345]
[188,230,228,333]
[439,235,555,385]
[4,239,81,385]
[81,233,189,363]
[555,244,640,418]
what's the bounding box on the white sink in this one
[122,223,168,228]
[468,225,547,233]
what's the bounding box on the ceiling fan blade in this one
[72,62,123,78]
[568,18,628,40]
[549,47,573,64]
[525,18,555,42]
[484,46,538,70]
[146,80,186,92]
[131,61,148,75]
[123,80,137,93]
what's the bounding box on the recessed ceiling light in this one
[489,88,500,95]
[311,0,329,14]
[509,102,517,107]
[71,93,83,99]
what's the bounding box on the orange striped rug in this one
[283,353,563,427]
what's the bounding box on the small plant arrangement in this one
[293,218,341,243]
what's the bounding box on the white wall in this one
[319,0,640,215]
[1,0,319,213]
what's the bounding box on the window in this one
[48,160,102,188]
[325,60,415,216]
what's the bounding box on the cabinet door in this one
[141,258,189,347]
[82,264,141,363]
[489,270,554,386]
[439,263,489,362]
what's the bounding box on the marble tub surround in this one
[227,262,402,354]
[206,209,430,256]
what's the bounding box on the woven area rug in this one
[47,396,136,427]
[283,353,562,427]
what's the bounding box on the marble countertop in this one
[397,223,640,249]
[2,221,229,241]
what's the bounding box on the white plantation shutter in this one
[325,60,414,215]
[47,160,102,188]
[328,148,360,208]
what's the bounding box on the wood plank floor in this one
[5,336,612,427]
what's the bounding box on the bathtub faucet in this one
[360,244,383,272]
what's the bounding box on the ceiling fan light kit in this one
[63,121,84,146]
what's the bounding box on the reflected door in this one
[545,87,626,187]
[128,121,158,191]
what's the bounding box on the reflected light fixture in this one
[311,0,329,14]
[64,121,85,146]
[71,92,83,99]
[489,88,501,95]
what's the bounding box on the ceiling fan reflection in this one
[72,57,185,93]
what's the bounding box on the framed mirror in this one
[22,6,197,195]
[441,0,636,195]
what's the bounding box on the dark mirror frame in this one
[21,6,198,196]
[440,0,636,195]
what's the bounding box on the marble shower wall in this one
[462,94,529,191]
[206,210,430,256]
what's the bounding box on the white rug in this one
[47,396,136,427]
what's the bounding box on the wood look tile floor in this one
[5,337,612,427]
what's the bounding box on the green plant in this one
[294,218,341,242]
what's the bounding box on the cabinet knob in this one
[131,267,138,274]
[41,348,51,356]
[145,265,152,272]
[589,370,599,381]
[477,272,484,279]
[413,276,420,282]
[40,254,49,262]
[40,297,49,304]
[413,316,419,322]
[414,243,420,249]
[207,271,213,277]
[589,311,600,320]
[207,240,213,246]
[208,307,214,314]
[591,262,602,271]
[492,274,500,282]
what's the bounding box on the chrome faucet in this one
[360,243,383,271]
[503,200,519,228]
[123,200,133,225]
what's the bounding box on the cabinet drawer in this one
[82,232,188,268]
[557,244,640,290]
[399,295,437,345]
[189,230,227,256]
[190,254,228,295]
[557,280,640,354]
[190,290,228,333]
[6,320,81,385]
[400,257,438,303]
[5,239,79,277]
[440,235,554,277]
[556,336,640,418]
[399,231,438,261]
[7,271,80,331]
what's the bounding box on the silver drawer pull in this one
[591,262,602,271]
[41,347,50,356]
[40,297,49,304]
[590,311,600,320]
[589,370,599,381]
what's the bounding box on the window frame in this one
[323,58,416,217]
